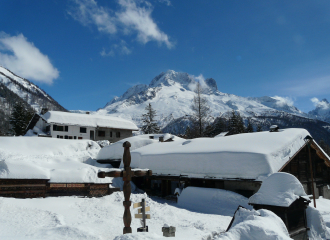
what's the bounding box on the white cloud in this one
[68,0,117,34]
[69,0,174,50]
[100,40,131,57]
[311,97,329,109]
[0,33,59,84]
[189,74,208,91]
[272,96,294,107]
[158,0,171,6]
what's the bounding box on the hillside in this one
[0,66,67,134]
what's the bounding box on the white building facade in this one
[27,111,138,142]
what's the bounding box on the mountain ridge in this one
[98,70,329,139]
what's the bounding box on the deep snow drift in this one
[217,207,291,240]
[0,137,113,183]
[178,187,252,216]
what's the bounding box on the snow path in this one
[0,192,231,240]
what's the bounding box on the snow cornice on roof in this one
[42,111,139,131]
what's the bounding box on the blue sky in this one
[1,0,330,112]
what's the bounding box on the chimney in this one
[40,108,48,115]
[269,125,279,132]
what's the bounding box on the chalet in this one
[26,111,138,142]
[249,173,311,239]
[128,128,330,200]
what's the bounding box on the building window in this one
[74,136,77,139]
[53,125,66,132]
[46,126,50,132]
[80,127,87,133]
[57,135,59,138]
[78,137,83,140]
[98,131,105,137]
[116,132,120,138]
[59,136,63,139]
[110,131,112,137]
[69,136,72,139]
[65,135,68,139]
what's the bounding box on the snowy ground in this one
[0,192,231,240]
[0,192,330,240]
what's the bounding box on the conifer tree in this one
[141,103,160,134]
[246,118,254,133]
[184,126,192,139]
[9,102,34,136]
[213,117,227,136]
[257,124,263,132]
[228,110,245,135]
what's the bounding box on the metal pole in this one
[307,142,317,208]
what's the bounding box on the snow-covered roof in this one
[130,128,320,180]
[0,137,114,183]
[42,111,138,131]
[96,134,182,160]
[248,172,308,207]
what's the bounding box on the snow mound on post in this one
[249,172,307,207]
[178,187,252,216]
[217,207,291,240]
[96,134,184,160]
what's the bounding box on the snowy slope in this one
[99,70,303,130]
[0,66,66,112]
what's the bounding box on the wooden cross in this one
[97,141,152,234]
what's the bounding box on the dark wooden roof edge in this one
[149,174,261,182]
[25,113,41,131]
[249,196,311,207]
[278,141,308,172]
[226,205,248,232]
[310,140,330,167]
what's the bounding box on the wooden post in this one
[307,143,317,208]
[122,141,132,234]
[97,141,152,235]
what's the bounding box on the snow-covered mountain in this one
[98,70,322,133]
[0,66,66,112]
[308,99,330,123]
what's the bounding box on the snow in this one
[0,192,231,240]
[0,136,113,183]
[249,172,307,207]
[43,111,139,130]
[178,187,252,216]
[130,128,311,180]
[307,205,330,239]
[96,134,183,161]
[0,184,330,239]
[216,207,291,240]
